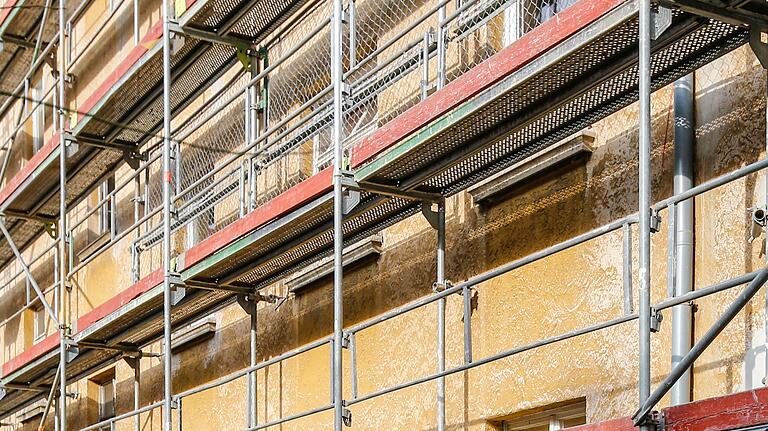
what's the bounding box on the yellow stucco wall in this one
[1,2,767,430]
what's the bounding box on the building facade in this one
[0,0,766,430]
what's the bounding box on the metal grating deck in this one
[0,0,61,110]
[355,4,747,197]
[179,0,311,41]
[0,144,123,267]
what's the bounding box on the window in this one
[537,0,578,23]
[502,400,586,431]
[33,305,47,342]
[504,1,521,46]
[98,175,116,236]
[312,106,376,173]
[69,0,122,64]
[88,368,116,427]
[185,216,213,248]
[31,77,46,153]
[98,378,116,421]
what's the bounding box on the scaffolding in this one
[0,0,766,429]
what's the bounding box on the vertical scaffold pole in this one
[436,2,446,89]
[331,0,345,429]
[437,202,446,431]
[764,71,768,386]
[436,6,447,429]
[162,0,174,429]
[638,0,653,428]
[763,70,768,385]
[248,300,258,427]
[57,0,68,428]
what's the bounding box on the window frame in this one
[98,376,116,421]
[502,400,587,431]
[32,304,47,342]
[97,175,116,237]
[504,0,521,46]
[31,75,46,153]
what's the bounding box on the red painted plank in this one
[350,0,625,167]
[0,0,18,29]
[0,133,59,207]
[181,167,333,269]
[185,0,624,266]
[566,388,768,431]
[665,387,768,431]
[1,331,57,377]
[77,0,200,120]
[75,269,163,330]
[1,270,163,377]
[2,273,161,377]
[77,23,163,121]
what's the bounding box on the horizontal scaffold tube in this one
[78,400,163,431]
[77,227,764,429]
[347,269,762,406]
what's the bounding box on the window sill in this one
[171,318,217,352]
[19,405,44,424]
[78,231,111,262]
[286,235,383,293]
[467,130,595,205]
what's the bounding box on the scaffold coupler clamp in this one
[340,171,361,214]
[650,307,663,333]
[341,83,353,110]
[650,209,662,234]
[168,272,183,288]
[168,272,186,305]
[62,333,80,364]
[432,280,452,293]
[342,404,352,427]
[647,410,664,431]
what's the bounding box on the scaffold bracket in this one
[652,6,673,40]
[123,149,148,170]
[2,210,57,226]
[169,23,253,51]
[76,341,146,357]
[343,176,443,203]
[343,189,361,215]
[66,343,79,364]
[169,273,187,306]
[0,34,36,49]
[235,289,284,313]
[422,203,440,230]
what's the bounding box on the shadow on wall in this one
[70,54,767,427]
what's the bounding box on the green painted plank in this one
[354,100,479,182]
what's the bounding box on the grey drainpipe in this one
[671,73,695,406]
